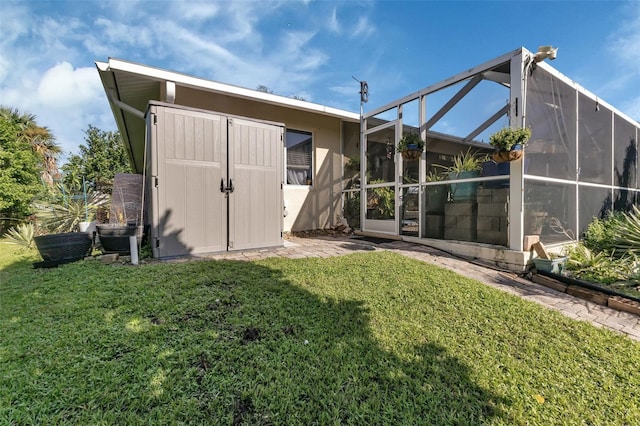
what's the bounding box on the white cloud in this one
[92,17,154,50]
[217,2,262,44]
[0,3,32,84]
[37,62,103,109]
[175,2,220,22]
[620,97,640,122]
[610,2,640,73]
[2,61,112,157]
[0,0,373,159]
[351,16,375,38]
[330,83,360,97]
[328,7,341,34]
[605,1,640,120]
[160,20,248,72]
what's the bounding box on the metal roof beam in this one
[464,104,509,142]
[482,70,510,86]
[366,48,521,117]
[423,74,482,132]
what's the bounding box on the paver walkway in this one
[202,234,640,342]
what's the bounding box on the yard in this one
[1,243,639,425]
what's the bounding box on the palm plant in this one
[0,107,62,186]
[610,205,640,256]
[2,223,41,249]
[564,244,625,284]
[23,126,62,185]
[437,148,487,174]
[35,189,108,234]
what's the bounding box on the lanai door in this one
[149,104,283,258]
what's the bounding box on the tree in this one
[62,125,132,193]
[0,107,61,186]
[256,85,273,94]
[23,125,61,185]
[0,109,41,231]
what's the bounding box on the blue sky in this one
[1,0,638,160]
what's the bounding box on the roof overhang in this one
[96,58,360,173]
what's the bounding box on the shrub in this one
[2,223,40,249]
[488,127,532,151]
[582,213,618,254]
[564,244,624,284]
[610,205,640,256]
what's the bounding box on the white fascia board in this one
[95,61,139,169]
[103,58,360,122]
[366,48,523,117]
[96,60,109,72]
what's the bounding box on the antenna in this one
[352,76,368,103]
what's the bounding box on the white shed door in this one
[227,117,283,251]
[152,106,283,257]
[154,108,227,257]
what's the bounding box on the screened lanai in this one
[343,46,639,269]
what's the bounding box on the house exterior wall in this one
[172,86,347,232]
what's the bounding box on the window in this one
[286,129,313,185]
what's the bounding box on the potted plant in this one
[25,187,109,268]
[397,132,425,160]
[437,149,487,201]
[533,255,567,274]
[33,231,93,267]
[96,206,141,255]
[366,179,394,220]
[489,127,532,163]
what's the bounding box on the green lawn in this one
[1,243,639,425]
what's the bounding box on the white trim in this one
[165,81,175,104]
[363,219,397,234]
[100,58,360,122]
[284,127,314,187]
[509,51,525,251]
[364,120,396,135]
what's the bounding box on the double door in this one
[148,104,284,258]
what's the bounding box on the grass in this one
[1,243,639,425]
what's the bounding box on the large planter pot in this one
[533,257,567,274]
[448,171,480,201]
[96,224,142,254]
[34,232,93,268]
[481,161,510,189]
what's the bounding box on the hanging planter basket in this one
[401,146,423,160]
[491,149,524,163]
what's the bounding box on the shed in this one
[96,58,360,257]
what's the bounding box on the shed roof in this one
[96,58,360,172]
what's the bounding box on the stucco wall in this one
[173,87,350,232]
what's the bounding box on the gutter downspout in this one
[107,91,145,119]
